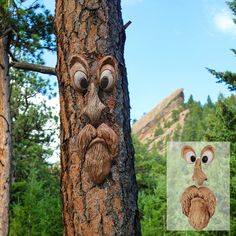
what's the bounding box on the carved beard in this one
[180,185,216,230]
[77,123,118,184]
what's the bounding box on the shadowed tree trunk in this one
[0,37,12,236]
[55,0,140,235]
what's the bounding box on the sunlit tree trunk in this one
[0,37,12,236]
[55,0,140,235]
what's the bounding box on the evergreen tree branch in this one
[0,28,15,39]
[206,67,236,91]
[10,61,56,76]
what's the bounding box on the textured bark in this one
[0,37,12,236]
[55,0,140,235]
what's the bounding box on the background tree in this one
[133,135,166,235]
[0,0,61,234]
[207,1,236,91]
[0,33,12,236]
[9,68,63,235]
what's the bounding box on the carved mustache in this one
[181,185,216,230]
[77,123,118,184]
[77,123,118,158]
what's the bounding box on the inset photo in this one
[167,142,230,231]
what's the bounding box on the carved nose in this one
[83,83,105,126]
[192,158,207,186]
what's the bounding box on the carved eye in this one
[74,71,89,91]
[185,151,196,164]
[201,146,215,164]
[182,145,196,164]
[100,70,114,91]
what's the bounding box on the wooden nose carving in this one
[84,83,105,126]
[192,158,207,186]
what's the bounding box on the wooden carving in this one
[70,55,119,184]
[181,185,216,230]
[180,145,216,230]
[56,1,140,233]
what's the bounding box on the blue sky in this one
[43,0,235,121]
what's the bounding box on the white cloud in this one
[213,8,236,34]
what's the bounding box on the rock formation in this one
[132,89,189,154]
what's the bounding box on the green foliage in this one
[138,184,166,235]
[163,120,173,129]
[203,95,236,234]
[207,95,214,108]
[1,1,62,234]
[132,118,137,125]
[181,95,236,233]
[228,0,236,16]
[0,0,55,63]
[133,134,167,235]
[204,95,236,144]
[9,68,62,233]
[154,125,164,137]
[206,0,236,92]
[10,68,57,180]
[10,168,63,236]
[171,109,179,122]
[133,135,164,193]
[181,99,205,141]
[9,69,62,233]
[187,94,194,105]
[173,123,182,141]
[207,68,236,92]
[135,94,236,235]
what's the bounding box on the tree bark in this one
[55,0,140,235]
[0,37,12,236]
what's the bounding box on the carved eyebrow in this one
[200,145,215,158]
[69,55,89,70]
[181,145,196,159]
[99,56,116,68]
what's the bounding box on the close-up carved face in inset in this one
[69,55,119,184]
[180,145,216,230]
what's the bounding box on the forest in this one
[0,0,235,235]
[135,93,236,235]
[9,78,236,236]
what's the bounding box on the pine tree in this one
[0,1,58,234]
[206,1,236,91]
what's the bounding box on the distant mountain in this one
[132,89,189,154]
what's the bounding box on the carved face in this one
[180,145,216,230]
[69,55,119,184]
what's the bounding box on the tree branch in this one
[0,27,18,40]
[0,28,12,39]
[123,21,132,30]
[10,61,56,76]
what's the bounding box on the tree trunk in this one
[0,37,12,236]
[55,0,140,235]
